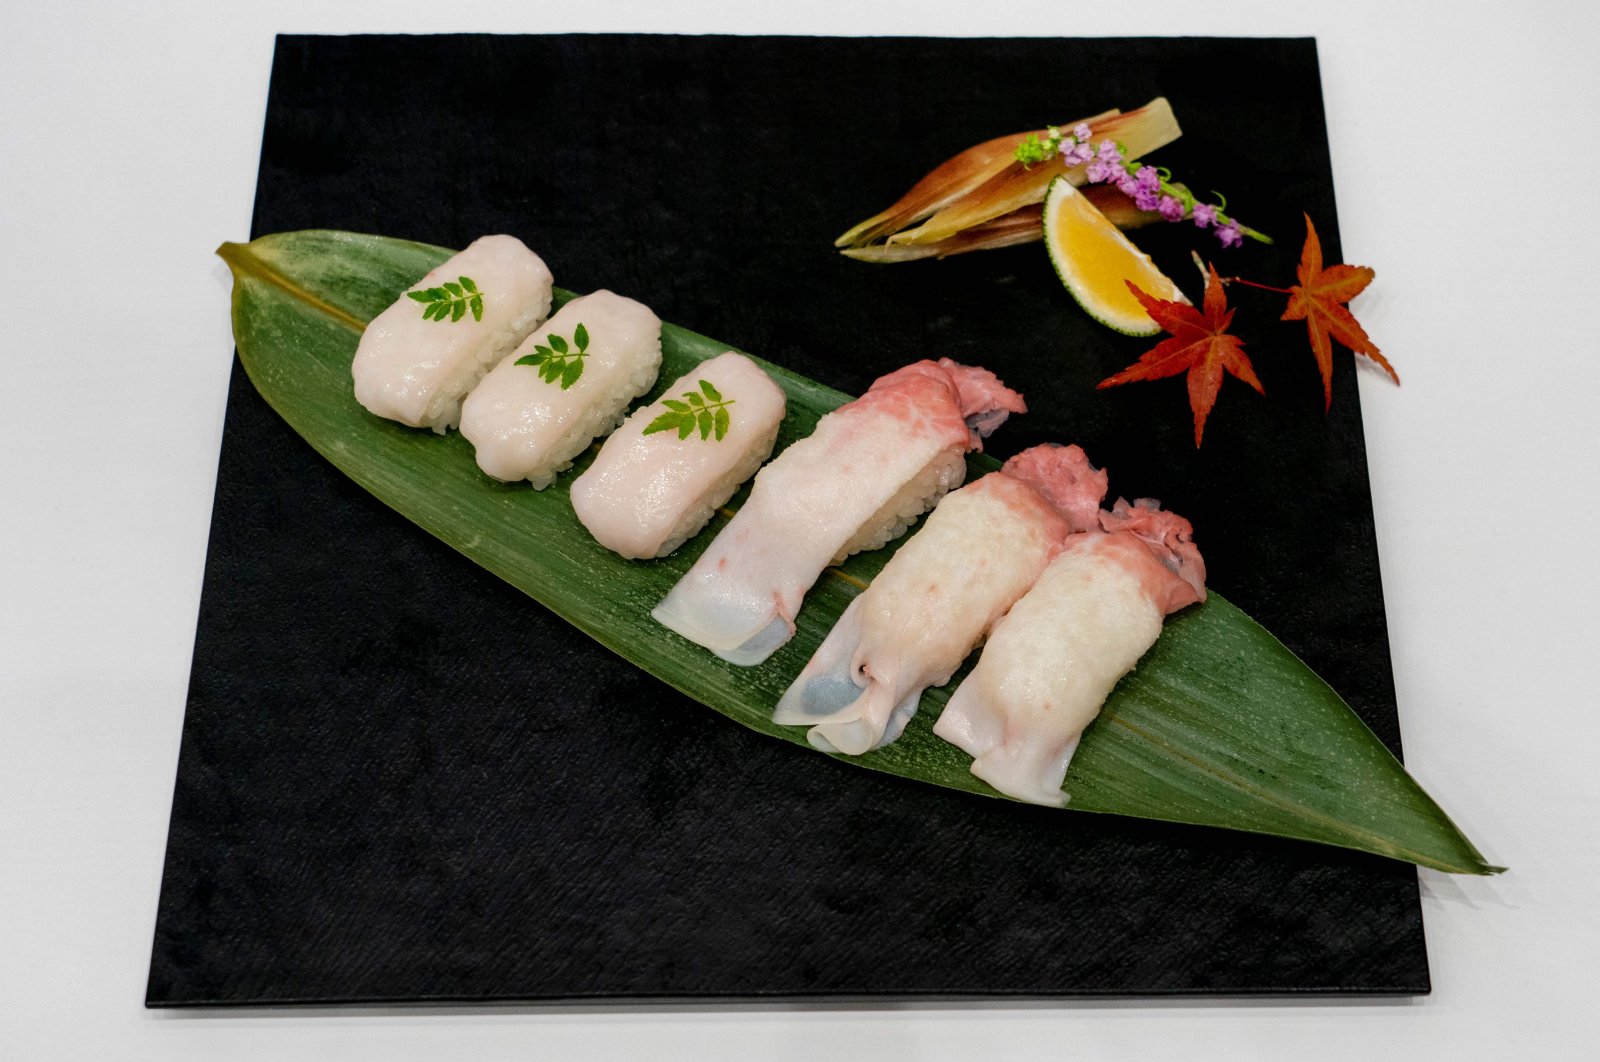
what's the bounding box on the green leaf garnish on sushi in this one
[516,323,591,389]
[404,274,483,322]
[217,229,1502,876]
[644,381,736,441]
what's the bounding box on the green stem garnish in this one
[515,321,591,389]
[406,275,483,322]
[643,379,735,441]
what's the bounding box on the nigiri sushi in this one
[932,497,1206,806]
[570,352,787,560]
[651,358,1026,666]
[352,235,553,433]
[772,444,1107,755]
[459,290,662,487]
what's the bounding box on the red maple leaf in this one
[1098,264,1263,447]
[1282,213,1399,409]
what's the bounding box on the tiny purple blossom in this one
[1116,170,1140,196]
[1073,122,1093,142]
[1096,140,1123,165]
[1059,139,1093,166]
[1192,202,1218,229]
[1134,165,1161,194]
[1085,159,1118,184]
[1134,188,1162,212]
[1217,220,1244,248]
[1157,194,1187,222]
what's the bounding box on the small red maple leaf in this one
[1282,213,1399,410]
[1098,264,1263,447]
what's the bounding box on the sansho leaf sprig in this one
[516,322,591,389]
[644,379,735,440]
[406,275,483,322]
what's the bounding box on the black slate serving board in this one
[148,34,1427,1005]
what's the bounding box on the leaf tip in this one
[216,240,251,275]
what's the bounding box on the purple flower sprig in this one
[1015,127,1271,248]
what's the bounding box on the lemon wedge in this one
[1042,175,1187,336]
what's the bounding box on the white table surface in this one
[4,1,1597,1058]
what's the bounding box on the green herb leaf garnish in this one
[643,380,736,441]
[405,275,483,322]
[515,322,591,389]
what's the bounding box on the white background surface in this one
[3,1,1597,1058]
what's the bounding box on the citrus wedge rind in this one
[1042,175,1186,336]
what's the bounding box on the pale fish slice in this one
[351,234,553,433]
[458,290,662,487]
[570,351,787,560]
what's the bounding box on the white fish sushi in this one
[570,352,787,560]
[651,359,1025,666]
[772,445,1108,755]
[352,235,553,433]
[459,290,662,487]
[932,497,1207,806]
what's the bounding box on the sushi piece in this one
[932,497,1206,806]
[352,235,553,433]
[459,290,662,487]
[570,352,787,560]
[651,358,1026,666]
[773,444,1108,755]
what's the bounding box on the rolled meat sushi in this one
[352,235,553,433]
[651,358,1025,666]
[571,352,787,560]
[773,444,1108,755]
[459,290,662,487]
[932,497,1206,806]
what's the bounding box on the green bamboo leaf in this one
[215,229,1500,876]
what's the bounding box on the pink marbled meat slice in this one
[1001,443,1109,535]
[1098,496,1207,613]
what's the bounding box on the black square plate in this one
[148,34,1426,1005]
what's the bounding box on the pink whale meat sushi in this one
[773,444,1109,755]
[932,496,1206,806]
[650,358,1026,666]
